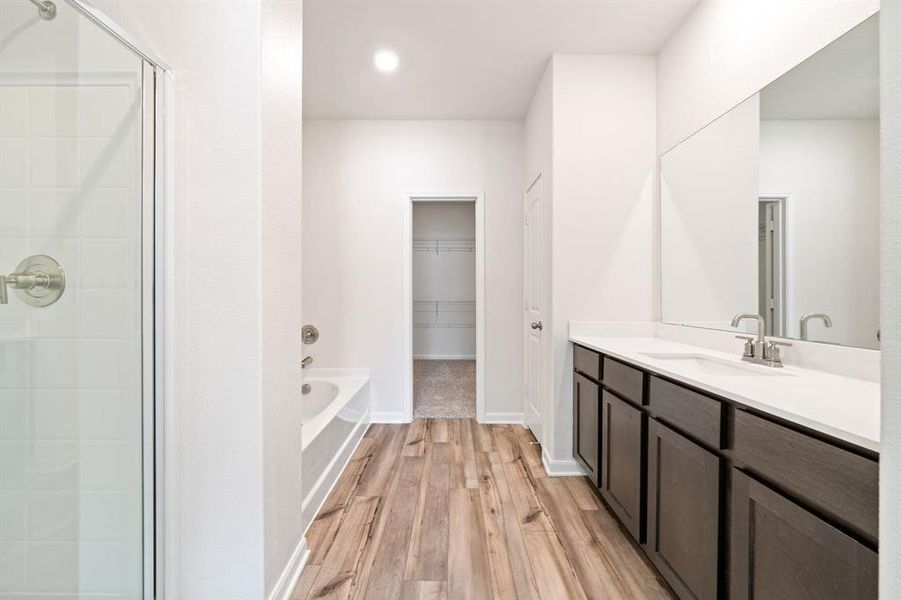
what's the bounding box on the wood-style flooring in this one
[291,419,673,600]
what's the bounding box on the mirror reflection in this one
[660,14,880,349]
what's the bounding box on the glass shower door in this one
[1,0,151,596]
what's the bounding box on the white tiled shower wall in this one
[0,82,143,597]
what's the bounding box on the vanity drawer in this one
[574,345,601,381]
[603,357,643,405]
[733,409,878,541]
[648,376,721,448]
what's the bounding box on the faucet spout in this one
[731,313,765,341]
[301,356,314,369]
[800,313,833,341]
[731,312,789,367]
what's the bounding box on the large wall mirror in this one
[660,14,880,350]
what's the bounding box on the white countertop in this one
[570,335,881,452]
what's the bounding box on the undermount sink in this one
[640,353,795,377]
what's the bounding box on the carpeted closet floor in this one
[413,359,476,418]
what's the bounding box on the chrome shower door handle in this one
[530,321,543,331]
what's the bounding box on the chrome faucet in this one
[731,312,765,358]
[800,313,833,341]
[731,313,791,368]
[301,356,314,369]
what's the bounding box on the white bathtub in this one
[301,368,371,531]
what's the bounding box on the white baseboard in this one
[267,538,309,600]
[541,448,586,477]
[413,354,476,360]
[370,411,408,423]
[481,412,523,424]
[371,411,519,424]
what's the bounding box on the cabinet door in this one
[647,419,720,600]
[731,469,877,600]
[573,373,600,485]
[600,391,643,540]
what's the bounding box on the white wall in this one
[81,1,304,598]
[412,202,476,360]
[760,119,880,348]
[525,55,657,465]
[413,201,476,238]
[660,95,760,329]
[524,59,553,187]
[94,2,264,596]
[657,0,879,154]
[302,120,523,421]
[260,1,304,597]
[880,2,900,598]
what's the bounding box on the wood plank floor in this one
[292,420,673,600]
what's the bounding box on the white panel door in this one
[523,175,546,442]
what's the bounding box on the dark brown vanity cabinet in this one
[732,409,879,542]
[731,469,877,600]
[573,344,601,381]
[600,390,644,540]
[647,419,720,600]
[573,372,600,484]
[571,343,879,600]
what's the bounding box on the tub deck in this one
[292,419,673,600]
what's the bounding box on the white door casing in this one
[404,192,486,422]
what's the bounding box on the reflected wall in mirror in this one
[660,13,880,350]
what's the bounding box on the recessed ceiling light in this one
[373,49,400,73]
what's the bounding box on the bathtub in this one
[301,368,371,531]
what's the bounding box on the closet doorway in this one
[404,193,485,421]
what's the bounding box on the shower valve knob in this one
[0,255,66,308]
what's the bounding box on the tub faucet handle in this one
[302,324,319,345]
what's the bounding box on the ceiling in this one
[303,0,698,120]
[761,14,879,121]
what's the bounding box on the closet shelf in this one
[413,237,475,254]
[414,300,476,311]
[413,299,476,328]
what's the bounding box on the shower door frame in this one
[61,1,172,597]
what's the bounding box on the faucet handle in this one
[764,339,792,365]
[735,335,755,358]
